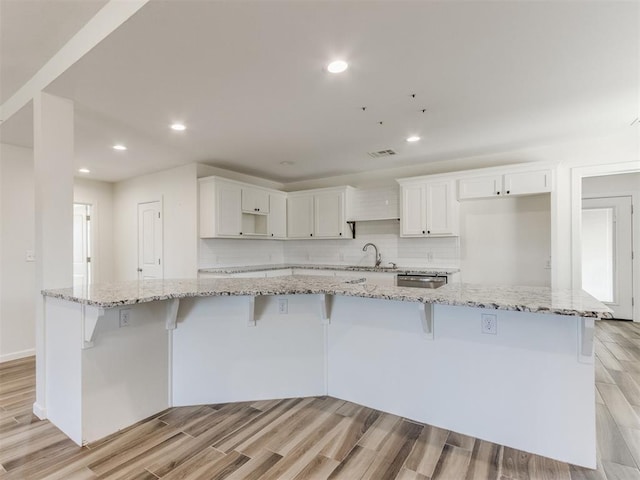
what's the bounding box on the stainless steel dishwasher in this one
[396,274,447,289]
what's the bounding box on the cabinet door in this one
[504,170,551,196]
[215,182,242,236]
[425,181,457,235]
[287,195,314,238]
[458,175,502,199]
[314,191,345,238]
[268,193,287,238]
[242,187,270,213]
[400,184,426,236]
[199,180,216,238]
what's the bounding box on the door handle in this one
[137,268,143,272]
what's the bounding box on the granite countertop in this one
[42,275,612,318]
[199,263,459,275]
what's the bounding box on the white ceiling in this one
[1,0,638,183]
[0,0,108,103]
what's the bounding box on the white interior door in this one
[73,204,91,287]
[582,196,634,320]
[138,201,163,280]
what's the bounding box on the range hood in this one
[349,186,400,221]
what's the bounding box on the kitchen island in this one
[40,276,610,468]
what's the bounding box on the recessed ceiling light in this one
[113,144,127,151]
[280,161,295,166]
[170,123,186,131]
[406,136,421,142]
[78,168,90,174]
[327,60,348,73]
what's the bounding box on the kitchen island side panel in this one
[81,302,170,444]
[327,298,596,468]
[44,297,83,445]
[171,295,326,406]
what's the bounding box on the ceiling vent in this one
[367,149,397,159]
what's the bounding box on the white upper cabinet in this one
[425,181,456,235]
[287,187,352,239]
[458,175,502,199]
[400,184,426,236]
[287,194,314,238]
[200,178,242,238]
[241,187,270,213]
[200,177,281,239]
[458,169,552,200]
[399,180,457,237]
[503,170,552,196]
[314,190,346,238]
[268,192,287,238]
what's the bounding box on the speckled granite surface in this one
[199,263,459,275]
[43,275,612,318]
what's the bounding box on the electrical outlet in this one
[481,314,497,335]
[278,298,288,314]
[119,309,131,327]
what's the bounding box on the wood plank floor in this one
[3,320,640,479]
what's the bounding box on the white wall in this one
[459,195,551,286]
[0,143,36,362]
[74,178,114,284]
[279,129,639,287]
[113,163,200,281]
[199,221,459,270]
[583,172,640,197]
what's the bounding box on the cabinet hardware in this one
[497,191,501,195]
[310,233,313,237]
[239,232,243,235]
[271,233,274,237]
[427,230,430,234]
[506,190,510,194]
[137,268,142,272]
[422,230,425,234]
[339,232,342,236]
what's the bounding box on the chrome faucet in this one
[362,243,382,267]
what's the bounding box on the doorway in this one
[582,196,633,320]
[137,200,163,280]
[73,203,92,287]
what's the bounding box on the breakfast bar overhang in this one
[39,276,611,468]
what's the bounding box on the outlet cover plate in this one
[119,309,131,327]
[481,313,497,335]
[278,298,288,314]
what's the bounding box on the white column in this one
[33,92,74,418]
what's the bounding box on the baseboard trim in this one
[0,348,35,364]
[33,402,47,420]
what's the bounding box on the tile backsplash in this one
[199,220,459,269]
